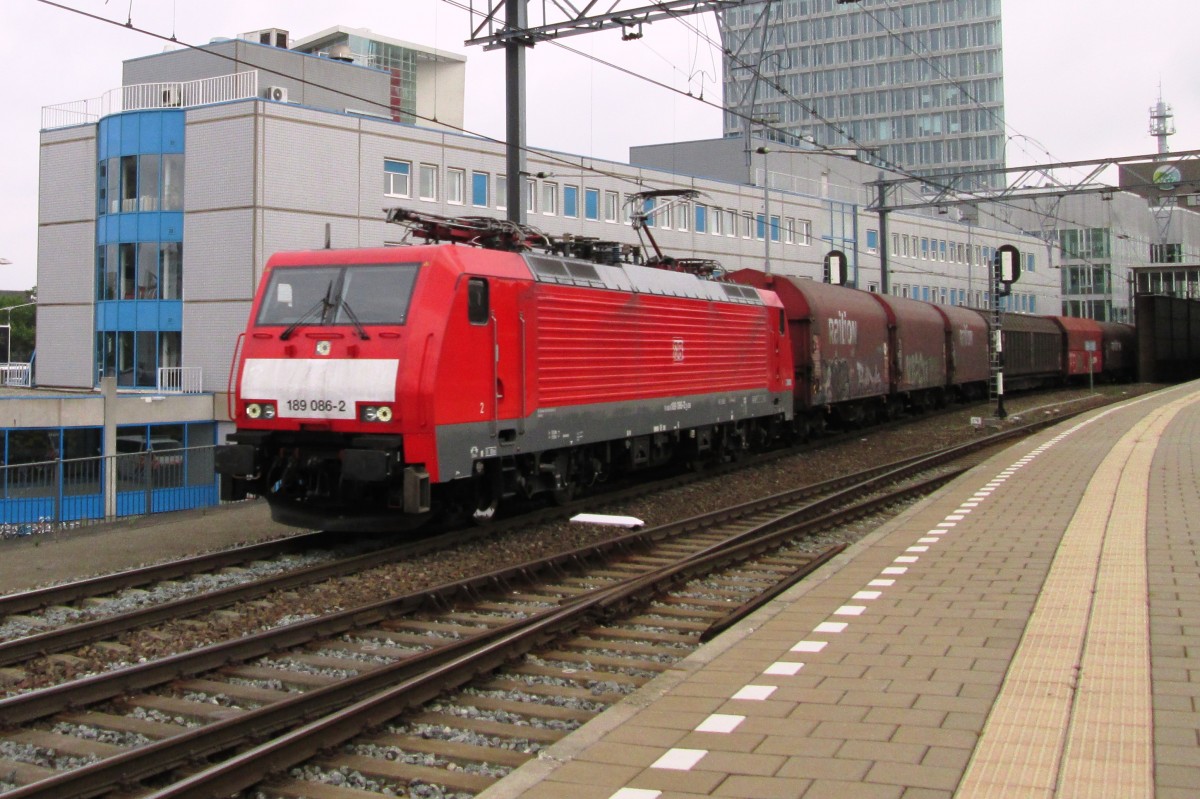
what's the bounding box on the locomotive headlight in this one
[245,403,262,419]
[360,405,394,423]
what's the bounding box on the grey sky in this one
[2,0,1197,291]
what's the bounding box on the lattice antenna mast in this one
[1149,86,1176,156]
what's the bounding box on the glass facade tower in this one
[721,0,1005,188]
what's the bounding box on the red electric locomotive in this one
[216,210,793,532]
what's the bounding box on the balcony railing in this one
[157,367,204,394]
[0,364,31,388]
[42,71,260,130]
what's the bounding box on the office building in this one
[720,0,1005,186]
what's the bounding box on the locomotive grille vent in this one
[721,284,762,304]
[528,256,608,288]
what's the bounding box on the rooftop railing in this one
[42,71,260,130]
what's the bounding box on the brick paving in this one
[478,381,1200,799]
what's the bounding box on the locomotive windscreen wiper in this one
[335,299,371,340]
[279,281,335,340]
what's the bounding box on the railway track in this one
[0,395,1015,694]
[0,411,1048,799]
[0,398,1108,796]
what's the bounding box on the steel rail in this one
[0,414,1050,725]
[143,470,962,799]
[0,527,336,616]
[4,433,1010,799]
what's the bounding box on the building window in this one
[695,204,707,233]
[446,168,464,205]
[797,219,812,245]
[496,174,507,210]
[921,238,930,259]
[525,178,537,214]
[604,190,618,222]
[585,188,600,221]
[939,240,947,261]
[769,215,780,242]
[419,164,437,201]
[743,212,753,239]
[784,218,794,243]
[711,208,723,236]
[563,185,579,218]
[866,229,879,253]
[676,202,689,232]
[162,154,184,211]
[472,171,489,207]
[384,159,411,197]
[726,209,737,237]
[1151,242,1183,263]
[642,197,656,227]
[542,182,558,215]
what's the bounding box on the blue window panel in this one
[922,286,931,301]
[136,303,161,330]
[161,112,185,152]
[585,189,599,220]
[139,113,163,152]
[1027,253,1035,272]
[117,303,138,330]
[160,212,183,241]
[158,301,183,329]
[97,302,120,329]
[939,241,947,259]
[118,215,139,241]
[921,238,929,257]
[99,215,118,244]
[695,205,707,233]
[1030,295,1037,312]
[756,214,766,239]
[138,214,161,242]
[563,186,578,218]
[472,172,488,207]
[770,217,780,242]
[643,198,656,227]
[384,160,409,175]
[866,229,878,249]
[120,118,140,155]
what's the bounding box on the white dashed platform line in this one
[607,789,661,799]
[764,660,804,675]
[651,748,707,770]
[696,713,745,733]
[611,404,1150,797]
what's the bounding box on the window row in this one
[97,330,182,389]
[891,283,1038,313]
[97,154,185,215]
[888,232,1035,272]
[383,159,814,243]
[97,243,183,301]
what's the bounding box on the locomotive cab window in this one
[257,263,419,327]
[467,278,489,324]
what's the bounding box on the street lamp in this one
[2,302,36,365]
[756,146,771,277]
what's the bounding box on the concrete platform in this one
[479,381,1200,799]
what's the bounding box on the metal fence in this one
[0,444,220,537]
[41,71,260,130]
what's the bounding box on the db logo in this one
[672,338,685,362]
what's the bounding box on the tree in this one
[0,291,37,363]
